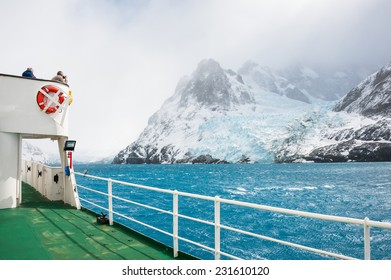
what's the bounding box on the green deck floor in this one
[0,183,195,260]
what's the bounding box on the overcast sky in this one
[1,0,391,160]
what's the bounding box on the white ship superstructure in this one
[0,73,80,209]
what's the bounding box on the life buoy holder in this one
[36,85,65,114]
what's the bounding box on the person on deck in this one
[22,68,36,78]
[51,71,68,83]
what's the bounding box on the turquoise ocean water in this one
[74,162,391,260]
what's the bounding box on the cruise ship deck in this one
[0,183,195,260]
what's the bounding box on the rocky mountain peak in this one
[334,61,391,117]
[178,58,254,110]
[239,61,311,104]
[276,62,391,163]
[193,58,225,78]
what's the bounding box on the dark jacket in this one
[22,70,36,79]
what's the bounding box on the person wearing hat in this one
[22,67,36,78]
[52,70,68,83]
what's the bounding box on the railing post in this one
[215,196,221,260]
[173,190,179,258]
[364,217,371,260]
[108,179,113,226]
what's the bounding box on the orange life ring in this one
[36,85,65,114]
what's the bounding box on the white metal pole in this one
[58,138,67,204]
[173,190,179,258]
[60,94,70,125]
[16,134,22,206]
[364,217,371,260]
[215,196,221,260]
[108,179,113,226]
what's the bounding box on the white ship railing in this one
[73,171,391,260]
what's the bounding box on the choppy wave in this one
[76,162,391,260]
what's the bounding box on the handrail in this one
[74,171,391,260]
[0,72,69,86]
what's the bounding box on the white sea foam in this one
[286,186,317,191]
[255,186,283,191]
[255,185,319,191]
[225,186,249,195]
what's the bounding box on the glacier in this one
[276,61,391,162]
[113,58,374,164]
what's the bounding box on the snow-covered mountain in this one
[334,62,391,117]
[22,141,57,165]
[113,59,314,164]
[239,61,366,103]
[238,61,311,104]
[22,140,114,165]
[113,58,383,164]
[275,62,391,163]
[278,64,366,101]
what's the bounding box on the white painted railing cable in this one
[73,171,391,260]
